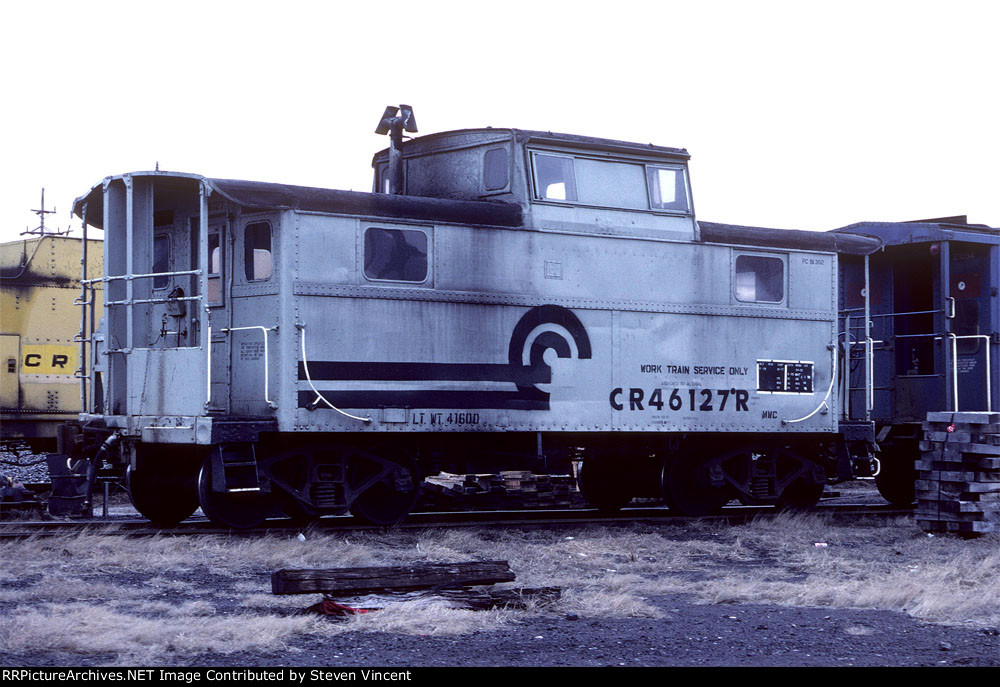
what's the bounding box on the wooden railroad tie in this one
[917,412,1000,535]
[271,560,560,614]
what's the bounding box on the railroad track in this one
[0,501,912,539]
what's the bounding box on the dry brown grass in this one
[335,599,519,637]
[0,603,323,665]
[1,506,997,663]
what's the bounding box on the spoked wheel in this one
[662,452,731,516]
[348,447,420,526]
[126,463,200,528]
[196,455,271,529]
[577,457,633,512]
[874,443,916,506]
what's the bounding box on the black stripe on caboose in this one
[296,388,549,411]
[297,361,550,385]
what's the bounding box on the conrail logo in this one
[297,305,592,411]
[19,345,76,375]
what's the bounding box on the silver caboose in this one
[65,112,880,527]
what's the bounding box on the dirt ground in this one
[1,483,998,668]
[4,596,995,668]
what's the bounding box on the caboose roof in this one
[835,218,999,247]
[72,171,523,230]
[700,221,882,256]
[70,172,885,257]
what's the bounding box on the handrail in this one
[886,332,941,339]
[839,308,944,318]
[105,295,201,307]
[841,317,852,419]
[206,324,212,408]
[78,207,88,413]
[218,326,278,409]
[84,268,201,285]
[867,337,874,411]
[838,318,876,421]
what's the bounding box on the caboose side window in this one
[377,163,391,194]
[207,229,224,305]
[244,221,273,281]
[647,166,690,213]
[533,154,578,201]
[364,227,428,282]
[735,255,784,303]
[532,152,691,214]
[575,158,647,209]
[483,148,509,191]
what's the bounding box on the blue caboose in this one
[837,218,999,504]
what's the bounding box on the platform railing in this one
[840,307,950,421]
[76,178,212,417]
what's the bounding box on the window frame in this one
[732,252,787,306]
[375,163,392,194]
[530,151,579,203]
[362,225,431,285]
[207,225,226,307]
[243,220,274,283]
[529,149,692,215]
[644,164,692,214]
[482,146,511,193]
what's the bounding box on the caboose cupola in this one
[371,128,698,242]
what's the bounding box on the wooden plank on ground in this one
[272,561,516,595]
[435,586,562,610]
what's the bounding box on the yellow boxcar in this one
[1,235,103,449]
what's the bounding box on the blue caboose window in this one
[364,227,428,282]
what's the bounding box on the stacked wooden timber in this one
[420,471,585,510]
[917,411,1000,534]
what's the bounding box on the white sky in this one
[2,0,998,243]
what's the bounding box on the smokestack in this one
[375,105,418,195]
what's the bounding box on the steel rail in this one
[0,502,914,539]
